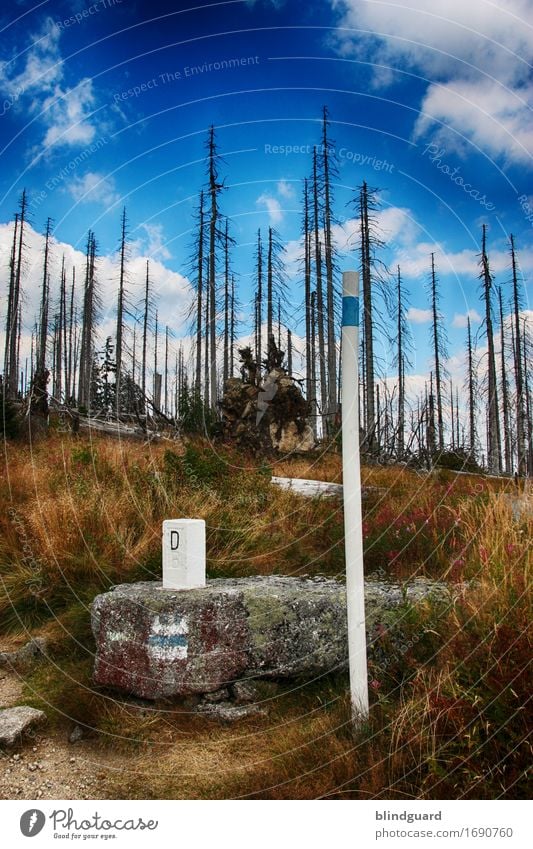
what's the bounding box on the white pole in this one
[341,270,369,721]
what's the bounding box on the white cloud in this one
[0,16,104,154]
[68,172,120,207]
[452,309,482,328]
[332,0,533,164]
[137,223,172,262]
[414,78,533,165]
[256,193,284,225]
[407,307,432,324]
[277,179,295,199]
[0,221,193,371]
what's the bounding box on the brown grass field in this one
[0,433,531,799]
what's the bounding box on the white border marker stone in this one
[162,519,206,590]
[341,271,369,721]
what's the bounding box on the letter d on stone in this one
[162,519,206,590]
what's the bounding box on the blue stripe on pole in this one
[342,295,359,327]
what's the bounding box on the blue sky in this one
[0,0,531,385]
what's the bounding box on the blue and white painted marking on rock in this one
[342,296,359,327]
[147,615,189,661]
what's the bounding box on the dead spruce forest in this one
[1,111,532,475]
[0,112,531,801]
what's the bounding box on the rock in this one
[270,421,315,454]
[231,681,259,704]
[202,688,230,704]
[68,725,84,744]
[91,576,450,700]
[196,702,268,722]
[0,637,48,668]
[0,707,46,747]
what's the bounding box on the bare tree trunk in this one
[195,191,204,395]
[3,213,19,390]
[267,227,273,344]
[78,232,96,409]
[481,225,501,474]
[303,180,312,412]
[313,147,327,436]
[9,191,27,397]
[204,253,210,409]
[37,217,52,374]
[115,207,127,416]
[396,265,405,456]
[430,253,445,451]
[164,325,169,416]
[467,317,476,457]
[510,235,527,476]
[523,321,533,475]
[360,182,375,452]
[55,256,66,400]
[322,107,337,426]
[142,261,150,408]
[498,286,512,474]
[223,219,230,386]
[230,275,235,377]
[310,290,317,435]
[207,126,219,410]
[67,268,75,403]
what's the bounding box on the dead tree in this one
[3,213,19,391]
[498,286,512,474]
[480,225,501,474]
[206,125,224,410]
[394,265,412,457]
[428,252,448,452]
[6,191,27,397]
[78,232,97,410]
[312,147,327,435]
[510,235,527,476]
[321,106,338,426]
[36,217,52,375]
[115,207,128,416]
[194,190,205,396]
[358,182,377,452]
[302,179,312,422]
[466,316,477,458]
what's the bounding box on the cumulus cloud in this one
[452,309,482,328]
[137,223,172,262]
[407,307,432,324]
[277,179,295,199]
[331,0,533,164]
[68,172,120,207]
[0,16,104,154]
[256,192,284,225]
[0,221,193,369]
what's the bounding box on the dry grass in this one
[1,434,531,798]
